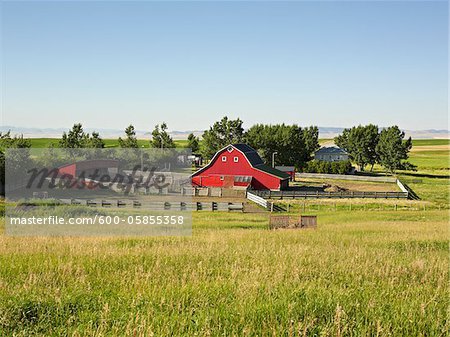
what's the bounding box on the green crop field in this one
[408,151,448,172]
[29,138,189,148]
[0,139,448,336]
[27,137,450,149]
[28,138,60,148]
[412,139,450,146]
[398,140,449,205]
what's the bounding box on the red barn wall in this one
[58,163,76,178]
[192,148,284,190]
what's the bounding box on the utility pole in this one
[140,145,145,172]
[272,152,278,168]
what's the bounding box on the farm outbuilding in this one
[275,166,296,181]
[57,159,119,179]
[191,144,290,190]
[314,146,349,162]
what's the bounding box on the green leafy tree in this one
[245,124,319,169]
[301,126,320,163]
[59,123,85,148]
[83,131,105,148]
[376,126,413,173]
[151,122,175,149]
[335,124,379,171]
[187,133,200,152]
[0,132,31,195]
[118,125,139,148]
[59,123,105,148]
[201,116,244,158]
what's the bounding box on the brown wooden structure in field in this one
[269,215,317,229]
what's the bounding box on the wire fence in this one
[276,201,448,213]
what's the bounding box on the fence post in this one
[270,202,274,213]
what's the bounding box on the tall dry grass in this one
[0,210,448,336]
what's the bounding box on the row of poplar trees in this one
[54,118,415,173]
[0,118,415,187]
[334,124,414,173]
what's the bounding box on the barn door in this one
[222,176,234,188]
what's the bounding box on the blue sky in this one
[1,1,448,132]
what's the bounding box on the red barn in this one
[57,159,119,178]
[192,144,289,190]
[56,159,119,189]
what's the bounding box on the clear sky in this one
[1,0,448,132]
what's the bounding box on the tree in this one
[201,116,244,158]
[376,126,413,173]
[0,131,31,195]
[335,124,379,171]
[151,122,175,149]
[84,131,105,148]
[245,124,319,169]
[59,123,85,148]
[187,133,199,152]
[301,126,320,163]
[59,123,105,148]
[118,125,138,148]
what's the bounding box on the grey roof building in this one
[314,146,349,162]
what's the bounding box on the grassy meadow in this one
[0,139,448,336]
[399,140,449,205]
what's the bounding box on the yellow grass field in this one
[0,140,448,336]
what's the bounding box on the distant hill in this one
[1,125,448,140]
[318,127,450,139]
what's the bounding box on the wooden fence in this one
[58,199,244,212]
[296,173,397,183]
[277,202,446,212]
[247,191,269,209]
[253,190,409,199]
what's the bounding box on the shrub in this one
[303,160,352,174]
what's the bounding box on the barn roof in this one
[275,166,296,172]
[315,146,347,155]
[192,144,289,180]
[254,164,290,179]
[232,143,264,166]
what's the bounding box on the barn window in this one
[234,156,239,163]
[220,176,224,180]
[222,156,227,162]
